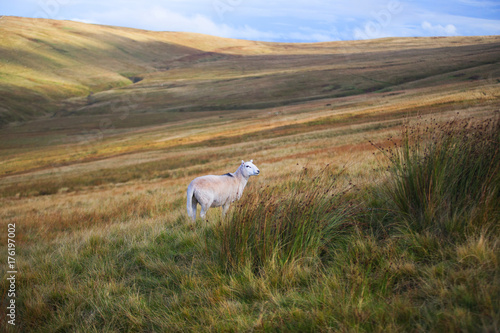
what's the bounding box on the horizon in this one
[1,0,500,43]
[6,15,499,44]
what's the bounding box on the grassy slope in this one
[1,16,499,126]
[0,17,498,178]
[0,16,203,124]
[0,17,499,332]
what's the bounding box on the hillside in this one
[0,17,499,332]
[0,17,499,181]
[1,16,499,126]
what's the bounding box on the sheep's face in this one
[241,160,260,177]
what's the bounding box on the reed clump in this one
[212,165,359,272]
[375,114,500,238]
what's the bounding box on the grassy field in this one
[0,17,499,332]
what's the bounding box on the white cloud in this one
[353,22,389,40]
[25,0,500,41]
[421,21,458,36]
[70,18,98,24]
[73,6,346,42]
[74,6,277,41]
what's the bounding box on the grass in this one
[374,115,500,238]
[212,165,358,273]
[0,19,499,331]
[1,17,499,126]
[1,115,498,332]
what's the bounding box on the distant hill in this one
[0,16,499,126]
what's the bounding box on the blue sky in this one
[2,0,500,42]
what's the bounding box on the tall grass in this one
[3,117,499,331]
[211,165,359,272]
[376,115,500,237]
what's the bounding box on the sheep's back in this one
[191,175,238,206]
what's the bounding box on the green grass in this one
[211,165,358,273]
[1,18,499,331]
[3,117,499,331]
[374,115,500,238]
[1,17,499,126]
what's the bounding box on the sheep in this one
[187,160,260,221]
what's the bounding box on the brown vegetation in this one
[0,17,499,332]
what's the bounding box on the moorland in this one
[0,16,499,332]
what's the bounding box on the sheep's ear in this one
[250,160,253,163]
[241,160,245,164]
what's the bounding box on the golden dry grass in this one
[0,18,499,332]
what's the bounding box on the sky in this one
[2,0,500,42]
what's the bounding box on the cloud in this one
[353,22,390,40]
[73,6,281,41]
[27,0,500,42]
[70,18,98,24]
[72,6,346,42]
[421,21,458,36]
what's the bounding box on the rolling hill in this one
[0,16,499,332]
[0,16,499,181]
[1,16,499,126]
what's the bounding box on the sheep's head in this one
[241,160,260,177]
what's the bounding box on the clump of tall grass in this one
[375,114,499,238]
[211,165,359,272]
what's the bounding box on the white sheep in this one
[187,160,260,221]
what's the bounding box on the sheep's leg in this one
[190,197,198,221]
[200,202,210,220]
[222,203,230,217]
